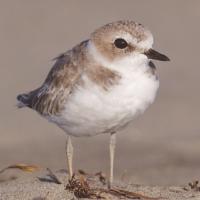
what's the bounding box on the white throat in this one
[87,40,150,75]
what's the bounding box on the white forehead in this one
[114,32,137,44]
[114,30,154,50]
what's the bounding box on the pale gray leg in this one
[108,132,116,189]
[66,136,73,179]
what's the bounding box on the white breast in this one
[51,54,159,137]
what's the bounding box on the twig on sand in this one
[46,168,62,184]
[38,168,62,185]
[104,188,160,200]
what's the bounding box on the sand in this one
[1,169,200,200]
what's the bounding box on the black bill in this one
[144,48,170,61]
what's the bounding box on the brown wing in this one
[17,52,83,116]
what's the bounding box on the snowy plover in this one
[17,20,169,188]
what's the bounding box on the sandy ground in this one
[0,0,200,188]
[1,169,200,200]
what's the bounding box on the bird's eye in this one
[114,38,128,49]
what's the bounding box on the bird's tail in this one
[16,93,31,108]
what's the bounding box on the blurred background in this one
[0,0,200,186]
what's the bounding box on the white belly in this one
[50,64,159,137]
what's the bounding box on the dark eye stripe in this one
[114,38,128,49]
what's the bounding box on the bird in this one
[17,20,170,188]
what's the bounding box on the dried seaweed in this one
[66,174,103,199]
[0,164,40,174]
[66,174,160,199]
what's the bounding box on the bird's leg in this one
[66,136,73,179]
[108,132,116,189]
